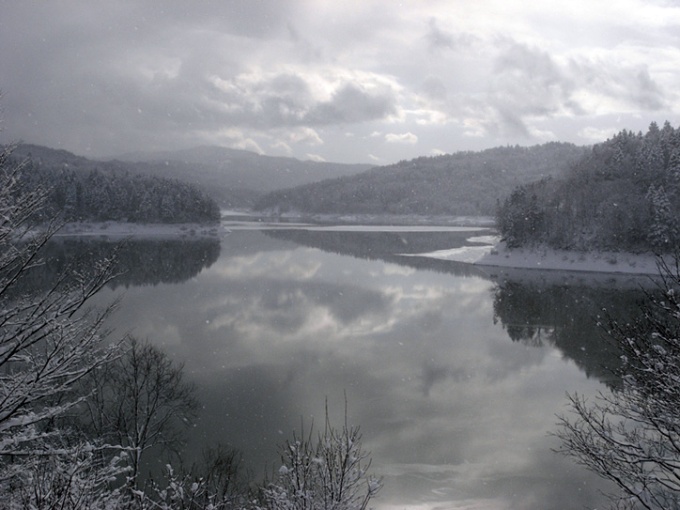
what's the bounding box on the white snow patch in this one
[404,245,495,264]
[404,232,671,275]
[400,234,499,264]
[411,239,670,275]
[475,242,667,274]
[467,235,499,245]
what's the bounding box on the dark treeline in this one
[497,121,680,252]
[255,142,587,216]
[9,146,221,223]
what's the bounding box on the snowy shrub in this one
[3,443,129,509]
[0,145,125,506]
[258,412,382,510]
[133,446,248,510]
[79,337,199,490]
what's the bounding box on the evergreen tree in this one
[647,184,677,251]
[9,155,221,224]
[497,121,680,253]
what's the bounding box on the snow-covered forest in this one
[496,121,680,253]
[254,142,587,216]
[8,148,221,224]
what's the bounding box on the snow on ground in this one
[411,245,496,264]
[408,236,669,275]
[477,242,666,274]
[466,235,498,245]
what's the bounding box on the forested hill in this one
[496,121,680,253]
[253,142,587,216]
[114,145,373,208]
[8,145,220,224]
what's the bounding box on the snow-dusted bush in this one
[4,444,129,510]
[0,145,125,506]
[133,455,247,510]
[258,413,382,510]
[80,337,199,489]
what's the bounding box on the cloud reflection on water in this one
[99,231,614,510]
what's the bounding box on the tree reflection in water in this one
[267,226,651,389]
[23,236,222,291]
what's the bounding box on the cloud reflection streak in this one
[101,231,614,510]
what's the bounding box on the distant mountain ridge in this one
[11,142,591,220]
[113,145,374,207]
[10,144,373,209]
[255,142,588,217]
[116,145,269,165]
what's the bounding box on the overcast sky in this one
[1,0,679,164]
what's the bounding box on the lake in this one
[63,223,655,509]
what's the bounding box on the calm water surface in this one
[81,224,653,510]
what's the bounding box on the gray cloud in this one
[491,42,578,115]
[567,57,669,112]
[426,18,456,50]
[628,68,667,110]
[420,75,448,103]
[305,84,398,125]
[425,17,476,52]
[464,41,578,139]
[0,1,399,156]
[0,1,678,162]
[478,37,672,141]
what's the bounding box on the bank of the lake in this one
[413,239,670,275]
[54,221,226,238]
[226,211,496,228]
[56,219,671,276]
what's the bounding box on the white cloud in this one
[527,127,557,142]
[232,138,264,154]
[385,132,418,144]
[288,126,324,146]
[305,153,326,162]
[577,126,620,143]
[271,140,293,155]
[416,114,448,126]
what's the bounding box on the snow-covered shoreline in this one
[410,239,669,276]
[478,242,667,274]
[52,221,671,276]
[53,221,226,238]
